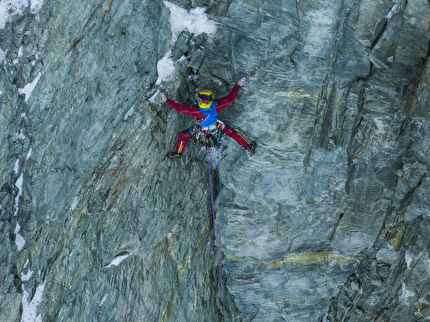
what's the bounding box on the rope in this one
[217,143,233,322]
[207,148,227,322]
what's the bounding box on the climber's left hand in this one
[160,92,167,102]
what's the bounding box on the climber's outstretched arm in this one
[216,77,246,112]
[160,92,203,117]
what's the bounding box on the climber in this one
[160,77,256,159]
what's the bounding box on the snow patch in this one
[155,50,175,85]
[14,223,25,252]
[405,251,413,269]
[21,266,33,282]
[0,0,27,29]
[14,173,24,216]
[400,281,414,304]
[374,117,388,136]
[69,249,75,260]
[155,2,217,85]
[21,264,33,282]
[70,196,79,210]
[31,53,41,66]
[26,148,32,160]
[0,0,44,30]
[163,1,217,44]
[18,128,26,140]
[99,294,108,307]
[123,106,135,120]
[18,72,42,102]
[149,90,160,103]
[106,253,131,268]
[21,281,45,322]
[0,48,5,64]
[14,159,20,174]
[14,223,22,235]
[386,4,399,20]
[15,233,26,251]
[30,0,44,14]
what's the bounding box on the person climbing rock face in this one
[160,77,256,159]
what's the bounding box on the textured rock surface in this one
[1,0,429,321]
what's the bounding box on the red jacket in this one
[165,85,241,118]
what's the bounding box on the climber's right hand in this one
[237,77,246,87]
[160,92,167,102]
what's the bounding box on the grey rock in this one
[1,0,430,321]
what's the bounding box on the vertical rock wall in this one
[0,0,429,321]
[1,0,221,320]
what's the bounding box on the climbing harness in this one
[192,120,226,149]
[207,140,233,322]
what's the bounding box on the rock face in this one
[1,0,429,321]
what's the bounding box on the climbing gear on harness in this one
[246,141,257,153]
[166,151,182,159]
[191,120,226,149]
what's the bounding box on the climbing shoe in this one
[166,151,182,159]
[246,141,257,153]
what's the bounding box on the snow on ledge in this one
[155,2,218,85]
[99,294,109,307]
[386,4,399,21]
[400,281,415,304]
[22,281,46,322]
[155,50,175,85]
[106,253,131,268]
[0,0,44,30]
[405,250,413,269]
[123,105,135,120]
[14,173,24,216]
[14,223,26,251]
[163,1,218,44]
[0,48,5,64]
[18,72,42,102]
[30,0,44,14]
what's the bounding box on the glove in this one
[237,77,246,87]
[160,92,167,102]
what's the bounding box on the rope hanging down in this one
[207,146,232,322]
[217,142,233,321]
